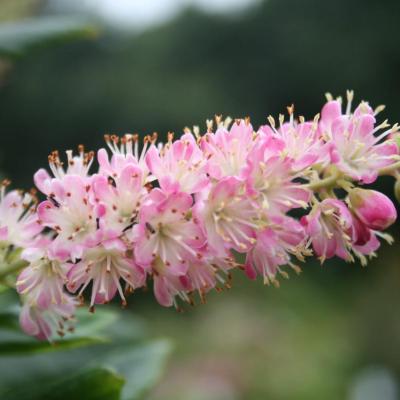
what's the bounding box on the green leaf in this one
[45,367,125,400]
[2,367,125,400]
[0,16,99,57]
[0,310,19,331]
[0,301,172,400]
[71,307,120,340]
[0,284,11,294]
[0,337,172,400]
[108,339,172,400]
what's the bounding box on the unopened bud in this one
[348,188,397,230]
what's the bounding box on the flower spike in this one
[0,91,398,340]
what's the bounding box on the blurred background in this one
[0,0,400,399]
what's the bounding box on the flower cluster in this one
[0,91,399,340]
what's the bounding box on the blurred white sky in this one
[49,0,260,30]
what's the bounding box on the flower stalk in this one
[0,259,28,281]
[306,169,341,191]
[378,159,400,176]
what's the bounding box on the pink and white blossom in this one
[145,132,208,194]
[133,189,205,274]
[194,177,259,256]
[0,90,396,341]
[19,294,77,341]
[318,94,399,184]
[37,175,97,260]
[244,136,311,213]
[245,215,306,285]
[97,133,156,183]
[67,238,145,307]
[200,119,256,179]
[150,257,191,308]
[34,146,94,196]
[92,164,146,239]
[260,113,330,170]
[0,183,41,249]
[301,199,354,263]
[17,238,68,309]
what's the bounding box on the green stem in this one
[0,259,28,281]
[308,160,400,191]
[307,170,340,191]
[378,160,400,176]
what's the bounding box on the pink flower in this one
[194,177,258,256]
[185,260,218,301]
[37,175,97,260]
[200,119,256,179]
[92,164,146,239]
[34,146,94,196]
[133,189,205,274]
[150,257,191,308]
[152,257,233,307]
[19,294,77,341]
[150,256,233,308]
[348,188,397,230]
[244,136,311,213]
[97,133,156,184]
[319,96,399,184]
[17,239,68,309]
[301,199,354,262]
[145,132,208,194]
[260,113,329,171]
[0,182,41,248]
[245,215,305,285]
[67,238,145,308]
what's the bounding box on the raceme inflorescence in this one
[0,91,399,340]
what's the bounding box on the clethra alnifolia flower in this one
[301,199,354,263]
[318,91,399,184]
[1,90,399,340]
[0,180,41,252]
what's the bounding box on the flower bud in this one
[352,215,372,246]
[348,188,397,230]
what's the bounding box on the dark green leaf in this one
[114,339,172,400]
[2,367,125,400]
[0,337,171,400]
[71,308,119,340]
[0,302,172,400]
[0,310,19,331]
[46,367,125,400]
